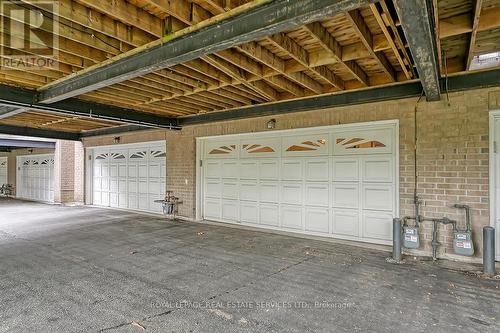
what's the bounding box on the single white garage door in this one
[0,157,7,185]
[16,154,55,202]
[199,121,398,245]
[91,142,166,213]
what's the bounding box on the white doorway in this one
[489,111,500,260]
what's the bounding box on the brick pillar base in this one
[54,140,84,205]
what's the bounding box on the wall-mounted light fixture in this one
[113,137,121,144]
[27,149,33,154]
[266,119,276,130]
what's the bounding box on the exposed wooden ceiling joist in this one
[36,0,374,104]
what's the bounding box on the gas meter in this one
[452,204,474,256]
[403,217,420,249]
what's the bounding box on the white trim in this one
[489,110,500,261]
[195,138,203,221]
[195,120,400,246]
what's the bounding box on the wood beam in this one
[73,0,163,37]
[0,85,178,128]
[466,0,483,70]
[370,2,413,79]
[394,0,441,101]
[267,33,344,91]
[179,68,500,125]
[303,22,368,86]
[346,10,395,82]
[439,6,500,39]
[37,0,372,103]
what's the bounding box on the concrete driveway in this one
[0,198,499,332]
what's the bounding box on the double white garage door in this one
[91,142,166,213]
[200,122,398,245]
[16,154,55,202]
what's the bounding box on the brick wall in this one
[82,86,500,259]
[54,140,85,204]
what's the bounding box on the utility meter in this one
[403,226,420,249]
[452,204,475,256]
[453,231,474,256]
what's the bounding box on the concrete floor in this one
[0,198,499,333]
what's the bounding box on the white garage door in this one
[16,154,55,202]
[91,142,166,213]
[0,157,7,185]
[199,121,398,245]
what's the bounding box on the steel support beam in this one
[0,125,80,141]
[37,0,375,103]
[394,0,441,101]
[79,125,163,138]
[0,105,27,119]
[179,68,500,125]
[0,85,178,128]
[0,139,56,149]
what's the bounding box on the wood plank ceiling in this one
[0,0,499,134]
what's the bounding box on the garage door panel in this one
[240,182,258,201]
[206,161,221,178]
[260,204,279,226]
[333,184,359,209]
[222,200,239,221]
[110,165,118,177]
[206,180,221,198]
[333,209,359,237]
[240,202,258,223]
[128,194,138,209]
[149,164,161,178]
[205,199,221,219]
[138,165,148,178]
[305,159,329,181]
[240,161,258,179]
[305,183,329,207]
[128,165,138,178]
[281,183,302,205]
[259,161,278,180]
[149,182,161,194]
[305,208,329,233]
[138,195,149,210]
[363,157,393,182]
[260,182,279,203]
[362,212,393,241]
[363,185,393,211]
[281,206,303,230]
[281,159,302,180]
[222,161,239,178]
[222,181,238,199]
[333,158,359,182]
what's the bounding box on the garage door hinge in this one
[495,141,498,154]
[200,160,203,167]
